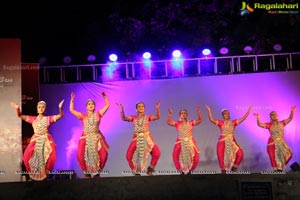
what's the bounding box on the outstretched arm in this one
[10,102,27,121]
[166,108,175,126]
[54,99,64,121]
[116,103,132,122]
[99,92,110,116]
[150,101,161,121]
[253,113,266,128]
[69,92,82,119]
[205,105,218,124]
[237,106,253,124]
[284,106,296,124]
[194,106,203,125]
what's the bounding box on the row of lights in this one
[109,48,213,62]
[97,44,281,63]
[40,44,282,65]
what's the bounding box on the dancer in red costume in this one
[205,105,252,173]
[70,92,110,178]
[11,100,64,181]
[253,106,296,172]
[166,106,203,174]
[116,101,161,176]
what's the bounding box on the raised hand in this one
[102,92,107,97]
[196,105,201,112]
[59,99,65,108]
[168,108,173,115]
[291,106,296,112]
[71,92,75,100]
[205,105,211,111]
[248,105,253,112]
[155,101,161,109]
[10,102,19,109]
[253,113,260,118]
[116,103,124,111]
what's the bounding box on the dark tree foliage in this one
[108,0,300,59]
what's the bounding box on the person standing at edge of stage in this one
[70,92,110,178]
[11,99,64,181]
[253,106,296,172]
[116,101,161,176]
[205,105,252,174]
[166,106,203,175]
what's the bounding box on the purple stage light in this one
[172,50,182,58]
[273,44,282,52]
[219,47,229,55]
[143,52,151,60]
[63,56,72,64]
[87,55,96,62]
[244,46,253,54]
[109,54,118,62]
[202,49,211,56]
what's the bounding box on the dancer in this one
[11,100,64,181]
[253,106,296,171]
[205,105,252,173]
[70,92,110,178]
[166,106,203,174]
[116,101,161,176]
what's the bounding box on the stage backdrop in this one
[40,71,300,178]
[0,39,22,182]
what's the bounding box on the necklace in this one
[36,115,43,127]
[137,115,145,127]
[87,113,95,125]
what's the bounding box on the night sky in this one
[1,0,300,65]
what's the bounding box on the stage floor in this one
[1,172,300,200]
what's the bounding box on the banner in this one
[0,39,22,182]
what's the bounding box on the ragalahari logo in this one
[240,2,255,16]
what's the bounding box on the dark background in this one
[1,0,299,65]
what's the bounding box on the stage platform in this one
[1,172,300,200]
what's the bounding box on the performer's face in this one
[86,101,95,112]
[136,103,145,114]
[222,110,230,120]
[270,111,278,121]
[180,110,188,120]
[37,104,46,114]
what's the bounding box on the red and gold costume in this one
[77,112,109,177]
[23,116,57,181]
[215,120,243,171]
[172,120,200,174]
[263,121,292,170]
[126,115,160,173]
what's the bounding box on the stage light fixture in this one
[63,56,72,64]
[39,57,47,65]
[143,52,151,60]
[202,48,211,56]
[87,55,96,63]
[219,47,229,55]
[109,54,118,62]
[244,46,253,54]
[273,44,282,52]
[172,50,182,58]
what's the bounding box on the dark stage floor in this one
[1,172,300,200]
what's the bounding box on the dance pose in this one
[116,101,161,176]
[11,100,64,181]
[253,106,296,171]
[166,106,203,174]
[205,105,252,173]
[70,92,110,178]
